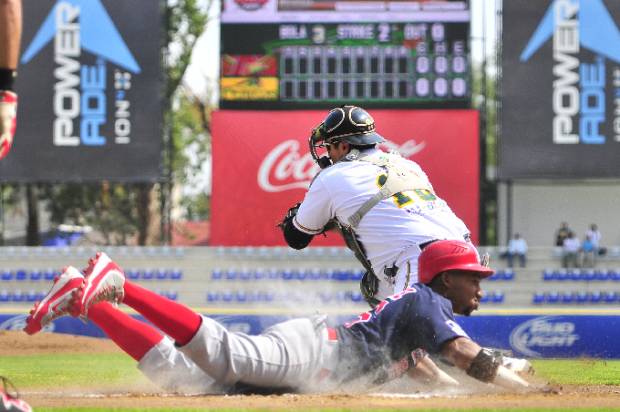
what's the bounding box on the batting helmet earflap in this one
[418,240,494,284]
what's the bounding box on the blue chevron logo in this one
[20,1,138,147]
[21,0,140,73]
[520,0,620,64]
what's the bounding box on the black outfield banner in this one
[0,0,162,182]
[501,0,620,179]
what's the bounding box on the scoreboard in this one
[220,0,471,109]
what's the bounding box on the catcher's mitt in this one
[0,376,32,412]
[277,202,301,230]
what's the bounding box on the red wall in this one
[211,109,479,246]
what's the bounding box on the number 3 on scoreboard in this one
[312,25,325,44]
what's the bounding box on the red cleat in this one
[78,252,125,317]
[23,266,83,335]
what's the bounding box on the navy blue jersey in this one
[335,283,468,383]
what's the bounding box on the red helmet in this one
[418,240,494,284]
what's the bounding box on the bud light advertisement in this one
[210,109,479,246]
[0,0,162,182]
[501,0,620,179]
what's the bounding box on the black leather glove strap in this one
[466,348,502,382]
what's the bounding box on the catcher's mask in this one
[309,105,385,168]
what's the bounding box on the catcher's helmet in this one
[418,240,494,284]
[314,105,385,146]
[309,105,385,167]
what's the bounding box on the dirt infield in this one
[3,331,620,410]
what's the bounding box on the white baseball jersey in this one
[294,148,470,300]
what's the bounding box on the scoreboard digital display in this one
[220,0,470,109]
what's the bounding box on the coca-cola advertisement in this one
[211,109,479,246]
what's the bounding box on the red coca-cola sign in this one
[211,110,479,246]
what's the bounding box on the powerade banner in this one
[501,0,620,179]
[0,0,162,182]
[3,313,620,358]
[210,109,479,246]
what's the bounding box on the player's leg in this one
[0,0,21,159]
[78,252,332,390]
[79,252,201,346]
[23,265,219,394]
[88,302,221,394]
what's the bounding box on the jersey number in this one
[376,174,437,208]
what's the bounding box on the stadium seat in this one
[170,268,183,280]
[221,291,234,302]
[253,268,266,280]
[266,269,279,280]
[567,269,581,281]
[608,269,620,281]
[589,292,602,303]
[224,269,237,281]
[532,292,545,304]
[308,268,322,281]
[295,269,308,281]
[1,270,12,281]
[10,291,24,302]
[43,269,57,281]
[26,290,38,302]
[29,269,42,281]
[155,269,168,280]
[502,269,515,281]
[350,269,364,282]
[492,291,505,303]
[603,291,618,303]
[206,291,219,302]
[561,292,574,304]
[140,269,154,281]
[0,290,9,302]
[238,269,252,281]
[542,269,554,281]
[14,269,27,281]
[575,292,589,303]
[546,292,560,303]
[350,291,363,303]
[594,270,609,281]
[211,268,223,280]
[582,269,596,282]
[555,269,569,281]
[281,268,294,281]
[126,269,140,280]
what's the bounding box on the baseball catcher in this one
[279,105,472,306]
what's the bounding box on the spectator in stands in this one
[562,231,580,268]
[585,224,602,255]
[581,234,596,268]
[555,222,571,247]
[506,233,527,268]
